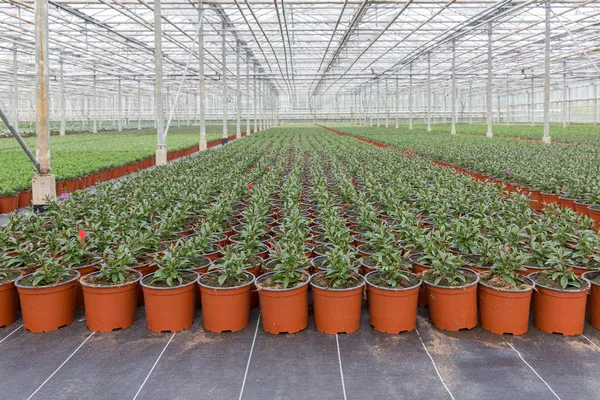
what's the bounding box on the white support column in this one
[236,40,241,139]
[541,0,552,144]
[117,78,122,132]
[427,53,432,132]
[137,81,141,130]
[409,63,413,130]
[376,79,380,127]
[199,1,206,150]
[253,64,257,132]
[395,77,399,129]
[562,60,567,128]
[32,0,56,208]
[155,0,167,165]
[93,70,98,133]
[59,58,66,136]
[486,22,493,138]
[506,80,510,126]
[222,21,228,144]
[468,80,472,124]
[595,84,598,125]
[369,82,373,126]
[385,79,389,128]
[451,39,457,135]
[246,52,250,135]
[12,43,19,134]
[531,77,535,126]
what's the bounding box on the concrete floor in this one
[1,304,599,400]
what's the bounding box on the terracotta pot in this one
[574,201,592,217]
[80,269,141,332]
[310,273,365,334]
[582,271,600,330]
[74,262,100,309]
[559,196,577,212]
[529,190,543,211]
[256,272,310,334]
[0,279,19,328]
[409,253,430,307]
[424,269,479,332]
[365,271,421,334]
[519,264,550,276]
[541,192,560,207]
[190,259,211,308]
[199,271,255,333]
[0,195,18,214]
[18,190,32,208]
[568,263,599,277]
[132,262,159,306]
[55,182,64,196]
[141,271,198,333]
[64,179,76,193]
[588,206,600,230]
[529,272,588,336]
[15,271,80,333]
[478,279,533,335]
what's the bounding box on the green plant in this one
[372,245,411,287]
[151,248,189,287]
[208,250,248,287]
[543,245,581,289]
[98,246,136,284]
[487,247,528,288]
[322,246,360,288]
[30,255,74,287]
[422,248,467,286]
[267,242,307,289]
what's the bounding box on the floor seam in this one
[335,333,348,400]
[0,324,23,345]
[415,327,456,400]
[239,313,261,400]
[132,331,176,400]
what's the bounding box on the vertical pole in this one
[427,53,431,132]
[236,40,241,139]
[117,78,122,131]
[253,64,257,132]
[376,79,380,127]
[222,21,228,144]
[505,80,510,126]
[395,77,399,128]
[93,70,98,133]
[468,80,472,124]
[451,39,457,135]
[32,0,56,208]
[486,22,493,138]
[542,0,551,144]
[199,1,206,150]
[137,80,141,130]
[369,82,373,126]
[385,79,389,127]
[562,60,567,128]
[12,43,19,134]
[531,76,535,126]
[59,58,65,136]
[246,52,250,134]
[155,0,167,165]
[409,62,413,130]
[595,84,598,125]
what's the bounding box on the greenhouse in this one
[1,0,600,398]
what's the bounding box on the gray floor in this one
[1,304,599,400]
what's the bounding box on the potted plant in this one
[310,246,364,334]
[255,243,310,334]
[15,255,80,332]
[478,248,533,335]
[140,250,198,333]
[421,249,479,331]
[80,247,142,332]
[198,251,255,333]
[0,268,22,327]
[365,250,421,334]
[582,269,600,330]
[530,246,589,336]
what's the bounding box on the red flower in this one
[248,183,253,191]
[79,229,86,243]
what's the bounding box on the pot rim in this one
[197,270,256,290]
[80,268,142,288]
[309,271,365,291]
[581,270,600,287]
[0,268,24,286]
[15,269,81,289]
[528,272,590,292]
[422,268,479,290]
[365,270,422,291]
[255,271,311,291]
[478,276,534,293]
[140,270,199,290]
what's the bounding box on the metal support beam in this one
[59,58,66,136]
[236,40,241,139]
[469,81,472,125]
[199,1,206,150]
[376,79,380,127]
[427,53,431,132]
[395,77,399,129]
[222,21,228,144]
[486,22,493,138]
[93,70,97,133]
[12,44,19,135]
[409,62,413,130]
[562,60,567,129]
[531,77,535,126]
[155,0,167,165]
[137,81,141,130]
[253,63,257,132]
[246,51,250,135]
[451,39,457,135]
[117,78,122,132]
[385,79,389,128]
[33,0,56,208]
[505,80,510,126]
[542,0,552,144]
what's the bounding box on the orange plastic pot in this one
[0,195,18,213]
[541,192,560,207]
[589,206,600,230]
[310,273,365,334]
[199,272,254,333]
[574,201,591,217]
[530,272,588,336]
[18,190,32,208]
[74,262,100,309]
[132,262,159,306]
[80,269,141,332]
[365,271,421,334]
[0,280,19,328]
[559,196,577,212]
[190,262,211,308]
[15,271,80,333]
[424,269,479,332]
[256,272,310,334]
[529,190,543,211]
[409,253,430,307]
[141,271,198,333]
[478,279,533,335]
[582,271,600,330]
